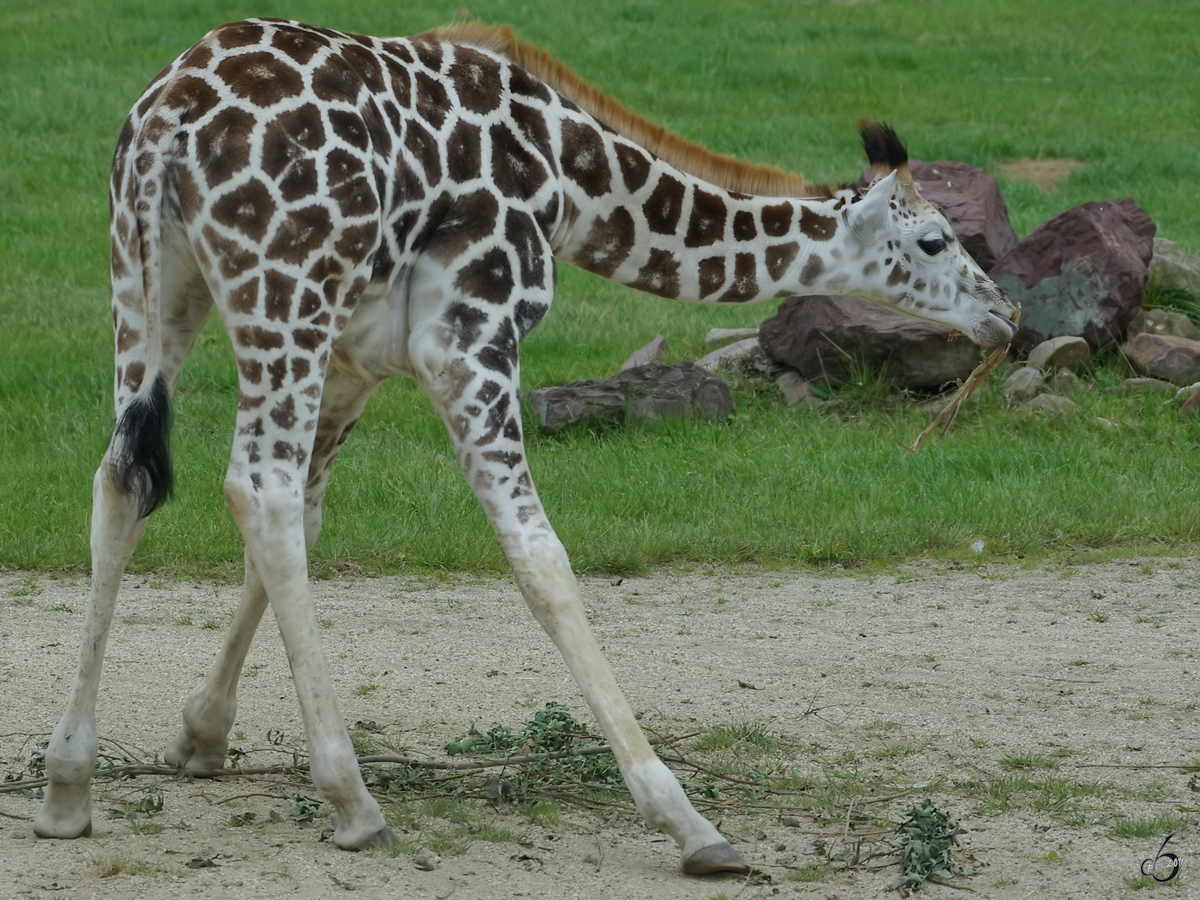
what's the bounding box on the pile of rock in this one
[526,156,1200,432]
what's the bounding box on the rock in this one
[1095,417,1118,430]
[758,295,985,389]
[1026,336,1090,372]
[695,337,760,372]
[1001,366,1044,402]
[1174,382,1200,402]
[860,159,1018,270]
[775,370,820,408]
[527,361,734,432]
[1048,369,1079,394]
[1126,308,1200,341]
[1025,394,1077,414]
[620,334,668,372]
[1149,237,1200,296]
[1107,377,1178,395]
[1122,333,1200,385]
[990,198,1156,353]
[703,327,759,351]
[1180,385,1200,417]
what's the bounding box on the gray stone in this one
[1108,377,1178,395]
[1001,366,1045,401]
[1048,369,1079,394]
[775,370,821,408]
[703,327,759,351]
[860,159,1018,270]
[1174,382,1200,402]
[620,334,668,372]
[1026,336,1090,372]
[1180,385,1200,417]
[1025,394,1077,414]
[1126,308,1200,341]
[990,197,1156,353]
[759,295,985,389]
[527,362,734,432]
[1149,237,1200,296]
[695,337,760,372]
[1122,333,1200,386]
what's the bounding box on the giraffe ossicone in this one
[35,18,1016,876]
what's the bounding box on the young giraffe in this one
[36,19,1016,875]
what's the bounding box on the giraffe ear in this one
[848,169,896,245]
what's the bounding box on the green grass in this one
[2,0,1199,577]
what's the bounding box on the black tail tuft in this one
[858,119,909,170]
[110,374,174,519]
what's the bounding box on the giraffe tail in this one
[109,374,174,519]
[105,107,176,520]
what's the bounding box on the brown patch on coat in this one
[698,256,726,298]
[614,142,651,193]
[799,207,838,241]
[631,248,681,299]
[560,119,612,198]
[215,53,304,108]
[643,174,686,235]
[574,207,636,277]
[684,187,727,248]
[448,47,503,115]
[765,242,799,282]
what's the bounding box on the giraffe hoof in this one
[338,824,397,851]
[33,813,93,840]
[681,840,750,876]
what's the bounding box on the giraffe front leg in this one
[35,466,145,839]
[410,317,747,875]
[508,543,748,875]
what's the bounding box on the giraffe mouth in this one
[985,311,1018,345]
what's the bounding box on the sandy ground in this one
[1,560,1198,899]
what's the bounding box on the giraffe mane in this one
[421,22,835,199]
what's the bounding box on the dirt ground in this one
[2,559,1198,899]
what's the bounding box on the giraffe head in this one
[842,122,1016,346]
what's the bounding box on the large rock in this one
[989,198,1156,354]
[527,362,734,432]
[759,295,985,389]
[1026,336,1091,372]
[860,159,1018,271]
[1150,238,1200,296]
[1122,333,1200,386]
[696,337,759,372]
[704,327,759,351]
[1126,308,1200,341]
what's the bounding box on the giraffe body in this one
[36,19,1015,875]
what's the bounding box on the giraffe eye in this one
[918,236,947,256]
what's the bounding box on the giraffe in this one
[34,19,1017,875]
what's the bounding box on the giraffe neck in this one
[552,136,853,305]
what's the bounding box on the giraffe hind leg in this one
[164,365,379,775]
[35,377,174,838]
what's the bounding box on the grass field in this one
[2,0,1199,577]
